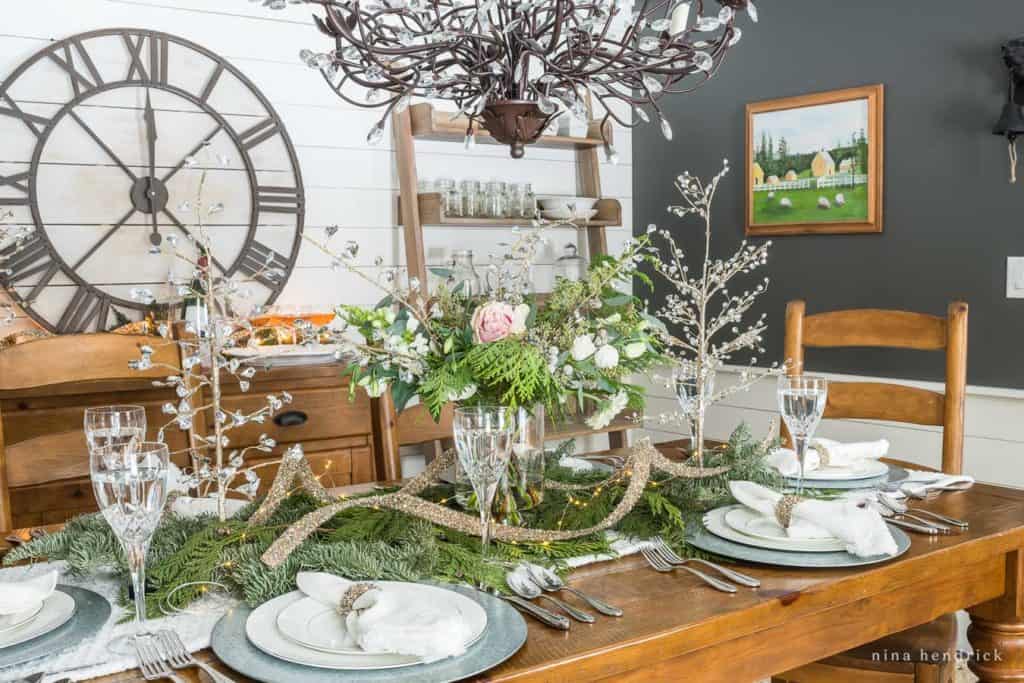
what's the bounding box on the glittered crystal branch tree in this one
[271,0,758,157]
[646,160,779,465]
[129,158,296,521]
[0,210,36,327]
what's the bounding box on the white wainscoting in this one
[632,365,1024,488]
[0,0,633,332]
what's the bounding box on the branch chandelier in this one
[259,0,758,158]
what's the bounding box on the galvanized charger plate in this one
[211,583,527,683]
[784,464,908,490]
[689,515,912,569]
[0,586,111,669]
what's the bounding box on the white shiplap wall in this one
[0,0,633,332]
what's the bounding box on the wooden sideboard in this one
[0,362,376,528]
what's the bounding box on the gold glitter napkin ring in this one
[774,494,802,529]
[813,441,831,467]
[338,583,378,617]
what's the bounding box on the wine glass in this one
[453,406,514,560]
[673,361,715,455]
[90,441,169,654]
[777,375,829,494]
[83,405,147,452]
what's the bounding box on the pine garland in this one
[4,425,777,615]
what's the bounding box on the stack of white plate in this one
[783,460,892,490]
[246,582,488,671]
[0,590,76,650]
[703,505,847,553]
[222,344,346,367]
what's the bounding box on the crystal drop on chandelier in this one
[649,18,671,31]
[717,6,734,23]
[747,1,759,22]
[643,76,664,94]
[604,143,620,165]
[638,36,661,52]
[694,51,713,71]
[634,106,650,123]
[729,27,743,46]
[538,95,556,114]
[366,122,385,146]
[298,48,318,68]
[695,15,720,31]
[660,116,674,141]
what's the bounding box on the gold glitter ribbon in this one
[254,439,731,569]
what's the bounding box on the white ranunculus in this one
[358,375,389,398]
[624,341,647,359]
[509,304,530,335]
[571,334,597,361]
[585,391,630,430]
[594,344,620,369]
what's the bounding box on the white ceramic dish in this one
[276,584,487,657]
[705,506,847,553]
[0,590,75,650]
[224,344,341,359]
[0,602,43,634]
[541,208,599,221]
[800,459,889,482]
[722,507,846,551]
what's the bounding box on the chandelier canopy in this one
[268,0,757,157]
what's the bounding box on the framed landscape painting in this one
[745,84,884,236]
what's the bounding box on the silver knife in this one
[886,518,942,535]
[502,594,571,630]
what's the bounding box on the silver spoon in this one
[877,492,968,529]
[522,563,623,616]
[506,571,596,623]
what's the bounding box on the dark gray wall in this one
[634,0,1024,388]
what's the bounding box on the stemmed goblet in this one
[777,375,828,494]
[83,405,147,451]
[673,361,715,455]
[453,406,514,560]
[90,440,170,654]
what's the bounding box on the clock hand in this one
[161,207,228,274]
[144,90,161,248]
[71,207,136,271]
[67,110,137,183]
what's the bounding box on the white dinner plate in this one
[275,583,488,657]
[0,602,43,634]
[722,507,846,551]
[0,590,75,649]
[705,506,847,553]
[223,344,341,360]
[800,460,889,482]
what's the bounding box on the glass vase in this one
[454,404,545,525]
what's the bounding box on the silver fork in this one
[135,636,186,683]
[156,630,237,683]
[650,537,762,588]
[640,546,737,593]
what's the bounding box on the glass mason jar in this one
[435,178,456,217]
[417,178,433,194]
[506,182,523,219]
[521,182,538,219]
[484,180,506,218]
[449,249,483,297]
[554,243,588,281]
[455,404,545,525]
[460,179,480,217]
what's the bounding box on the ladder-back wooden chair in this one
[0,333,181,530]
[775,300,968,683]
[372,392,454,481]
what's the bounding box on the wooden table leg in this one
[968,551,1024,681]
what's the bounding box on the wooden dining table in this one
[5,447,1024,683]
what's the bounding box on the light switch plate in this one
[1008,257,1024,298]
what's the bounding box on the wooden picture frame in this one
[745,84,884,236]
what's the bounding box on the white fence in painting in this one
[753,173,869,192]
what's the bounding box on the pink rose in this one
[471,302,515,343]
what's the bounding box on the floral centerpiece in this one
[308,229,664,520]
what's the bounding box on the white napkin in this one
[895,470,975,499]
[729,482,898,557]
[296,572,473,662]
[557,454,596,473]
[767,438,889,477]
[0,569,57,615]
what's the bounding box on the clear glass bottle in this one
[521,182,537,219]
[461,179,480,217]
[506,182,523,219]
[447,182,463,218]
[554,243,588,282]
[484,181,506,218]
[435,178,454,216]
[450,249,483,296]
[495,181,508,217]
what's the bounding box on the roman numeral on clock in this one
[256,186,302,215]
[238,117,280,151]
[238,240,290,288]
[0,233,60,302]
[48,39,104,98]
[56,287,110,334]
[123,32,169,84]
[0,93,51,138]
[0,169,30,205]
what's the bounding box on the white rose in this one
[358,375,389,398]
[571,334,596,361]
[594,344,620,369]
[447,383,478,401]
[509,304,530,336]
[624,341,647,359]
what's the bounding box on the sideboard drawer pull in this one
[274,410,309,427]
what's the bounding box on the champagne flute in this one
[83,405,147,451]
[673,361,715,455]
[90,441,169,653]
[453,406,514,560]
[777,375,828,494]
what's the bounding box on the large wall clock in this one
[0,28,305,333]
